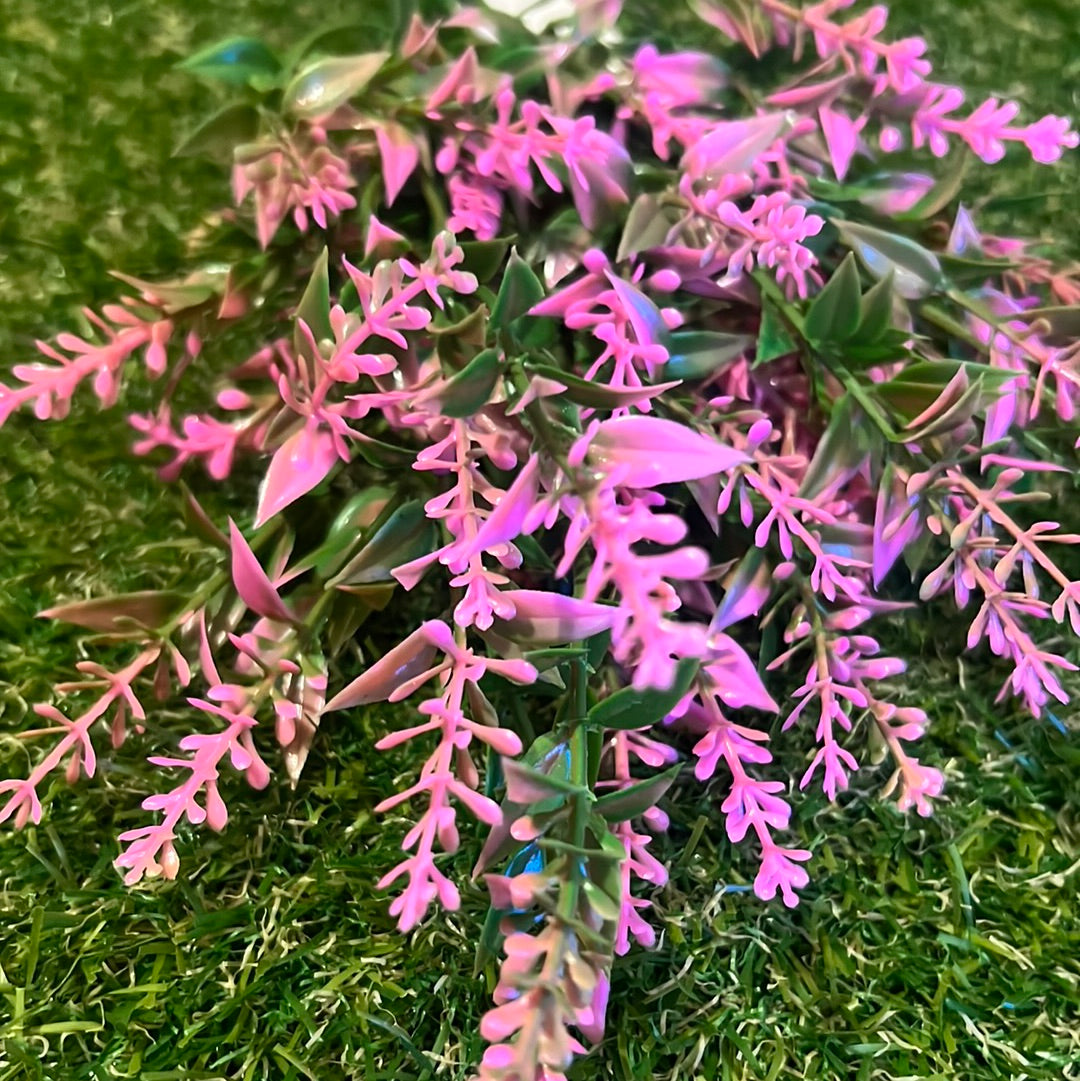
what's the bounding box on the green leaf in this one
[855,270,897,342]
[288,488,392,578]
[174,104,260,159]
[804,252,862,344]
[663,331,754,380]
[754,296,799,366]
[522,361,673,409]
[491,249,545,331]
[178,37,282,87]
[459,237,514,283]
[587,658,700,731]
[440,348,502,417]
[799,394,880,499]
[295,249,332,361]
[836,221,944,300]
[938,253,1019,288]
[594,763,682,822]
[283,52,390,118]
[617,194,678,262]
[328,501,436,586]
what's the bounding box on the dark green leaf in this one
[459,237,514,283]
[522,361,673,409]
[587,658,699,731]
[174,104,260,159]
[328,501,436,586]
[295,249,332,361]
[440,348,503,417]
[178,37,282,86]
[595,763,682,822]
[754,296,799,366]
[663,331,754,380]
[856,270,897,342]
[804,252,862,344]
[491,250,545,330]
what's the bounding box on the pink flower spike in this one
[228,520,295,624]
[588,415,748,488]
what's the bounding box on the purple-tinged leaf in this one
[38,591,184,633]
[228,520,295,623]
[375,123,420,206]
[256,423,340,527]
[710,550,771,633]
[495,591,621,645]
[594,763,682,822]
[324,623,442,711]
[588,415,748,488]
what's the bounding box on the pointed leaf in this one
[325,624,440,711]
[587,658,700,730]
[799,394,880,499]
[175,104,260,159]
[589,416,748,487]
[38,591,185,633]
[754,296,799,366]
[283,52,390,117]
[329,501,437,586]
[491,250,546,330]
[804,252,861,344]
[595,763,682,822]
[295,248,332,361]
[440,348,502,418]
[855,270,898,342]
[663,331,753,380]
[523,361,678,409]
[228,520,295,623]
[459,237,514,283]
[179,37,282,86]
[836,221,944,300]
[256,424,340,527]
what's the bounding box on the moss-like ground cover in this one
[1,2,1078,1078]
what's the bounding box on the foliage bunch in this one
[2,1,1078,1076]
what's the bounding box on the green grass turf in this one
[2,2,1079,1078]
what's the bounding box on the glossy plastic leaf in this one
[329,501,436,586]
[283,52,390,118]
[804,252,861,344]
[855,270,897,342]
[175,104,260,159]
[524,361,678,409]
[179,37,282,86]
[491,250,545,330]
[799,394,880,499]
[595,763,682,822]
[663,331,754,380]
[754,296,799,366]
[1016,305,1080,346]
[255,424,340,527]
[587,658,699,730]
[325,624,439,711]
[228,520,295,623]
[836,221,944,300]
[459,237,514,283]
[440,348,502,418]
[38,591,185,633]
[295,248,332,361]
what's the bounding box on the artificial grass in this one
[1,2,1079,1079]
